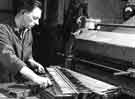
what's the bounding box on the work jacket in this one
[0,21,33,82]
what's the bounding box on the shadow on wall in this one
[112,16,135,33]
[88,0,123,31]
[0,13,13,24]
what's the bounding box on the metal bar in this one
[54,67,79,94]
[97,23,135,28]
[74,57,124,72]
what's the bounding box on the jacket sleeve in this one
[0,24,26,74]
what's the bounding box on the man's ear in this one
[19,9,27,15]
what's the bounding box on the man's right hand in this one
[33,76,52,88]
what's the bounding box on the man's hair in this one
[14,0,42,15]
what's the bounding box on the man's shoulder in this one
[0,23,11,29]
[0,23,13,33]
[0,23,8,28]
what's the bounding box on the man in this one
[0,0,52,87]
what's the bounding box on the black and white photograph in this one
[0,0,135,98]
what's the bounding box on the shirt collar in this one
[10,19,30,39]
[10,18,30,34]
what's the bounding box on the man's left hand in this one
[28,59,46,74]
[34,62,46,74]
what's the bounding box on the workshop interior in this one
[1,0,135,98]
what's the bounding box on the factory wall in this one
[88,0,123,24]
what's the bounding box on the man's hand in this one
[28,59,46,74]
[33,62,45,74]
[33,76,52,88]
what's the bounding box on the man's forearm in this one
[20,66,38,82]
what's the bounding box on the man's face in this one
[22,7,42,29]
